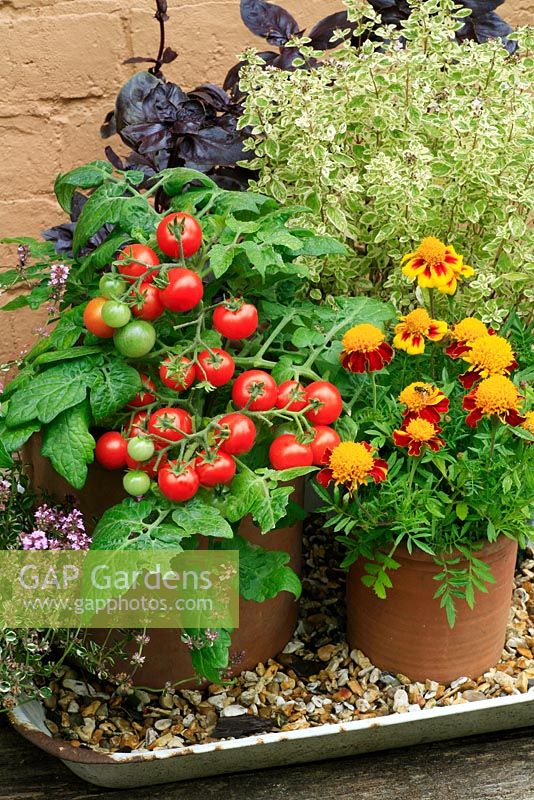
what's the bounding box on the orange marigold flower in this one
[317,441,388,494]
[401,237,474,295]
[521,411,534,438]
[462,375,526,429]
[393,418,445,457]
[459,334,518,389]
[445,317,491,359]
[393,308,448,355]
[398,382,450,424]
[340,324,394,373]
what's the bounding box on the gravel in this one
[42,523,534,754]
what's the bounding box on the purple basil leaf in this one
[155,0,168,23]
[308,11,352,50]
[161,47,178,64]
[114,72,164,131]
[181,127,248,171]
[460,0,506,12]
[458,10,515,52]
[100,110,116,139]
[240,0,300,46]
[272,47,310,71]
[123,56,157,65]
[189,84,233,112]
[104,146,125,170]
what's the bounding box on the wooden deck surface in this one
[0,718,532,799]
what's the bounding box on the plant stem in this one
[370,372,377,411]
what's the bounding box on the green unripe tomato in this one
[99,274,127,299]
[127,436,155,462]
[101,300,132,328]
[113,320,156,358]
[123,470,151,497]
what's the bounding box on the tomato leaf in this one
[171,497,234,538]
[221,535,301,602]
[91,497,189,550]
[41,401,95,490]
[0,437,13,468]
[0,420,41,454]
[5,356,101,427]
[224,467,294,534]
[54,161,113,214]
[90,360,142,423]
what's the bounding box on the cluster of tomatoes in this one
[88,210,344,503]
[83,213,205,358]
[94,370,343,503]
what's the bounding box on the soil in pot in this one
[23,435,303,688]
[347,537,518,683]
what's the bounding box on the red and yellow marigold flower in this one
[393,418,445,457]
[462,375,525,428]
[398,382,450,424]
[401,237,474,295]
[317,441,388,494]
[445,317,491,359]
[340,323,394,373]
[521,412,534,438]
[393,308,447,355]
[459,334,518,389]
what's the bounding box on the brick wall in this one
[0,0,532,361]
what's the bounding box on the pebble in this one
[39,534,533,755]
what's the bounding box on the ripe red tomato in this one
[83,297,115,339]
[310,425,341,466]
[158,461,200,502]
[213,302,258,340]
[156,213,203,260]
[117,244,159,283]
[159,356,196,392]
[127,374,157,408]
[127,411,148,439]
[216,413,257,456]
[232,370,277,411]
[159,267,204,312]
[276,380,307,412]
[195,451,236,488]
[269,434,314,470]
[148,407,193,449]
[195,348,235,387]
[95,431,128,470]
[125,452,163,478]
[131,282,164,321]
[304,381,343,425]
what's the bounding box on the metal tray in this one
[9,692,534,788]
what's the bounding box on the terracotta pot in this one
[347,537,518,683]
[23,437,303,688]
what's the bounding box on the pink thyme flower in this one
[21,530,49,550]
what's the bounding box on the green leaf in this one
[171,497,233,539]
[209,244,237,278]
[0,420,40,453]
[90,360,142,423]
[221,535,301,602]
[189,628,231,683]
[160,168,217,196]
[72,184,146,254]
[0,438,13,468]
[456,502,469,521]
[92,497,192,550]
[48,306,85,350]
[296,235,348,257]
[224,468,294,534]
[54,161,113,213]
[1,284,51,312]
[41,401,95,490]
[6,356,100,427]
[82,230,131,271]
[34,346,104,366]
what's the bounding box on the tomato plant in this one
[101,300,131,329]
[83,297,115,339]
[160,356,196,392]
[276,380,307,412]
[269,434,313,470]
[131,282,165,321]
[304,381,343,425]
[158,462,200,502]
[123,470,151,497]
[195,348,235,387]
[159,267,204,312]
[213,301,258,340]
[127,374,157,408]
[216,413,256,455]
[95,432,128,470]
[148,407,193,448]
[232,370,277,411]
[156,213,203,259]
[195,451,236,488]
[113,320,156,358]
[310,425,341,466]
[118,244,159,283]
